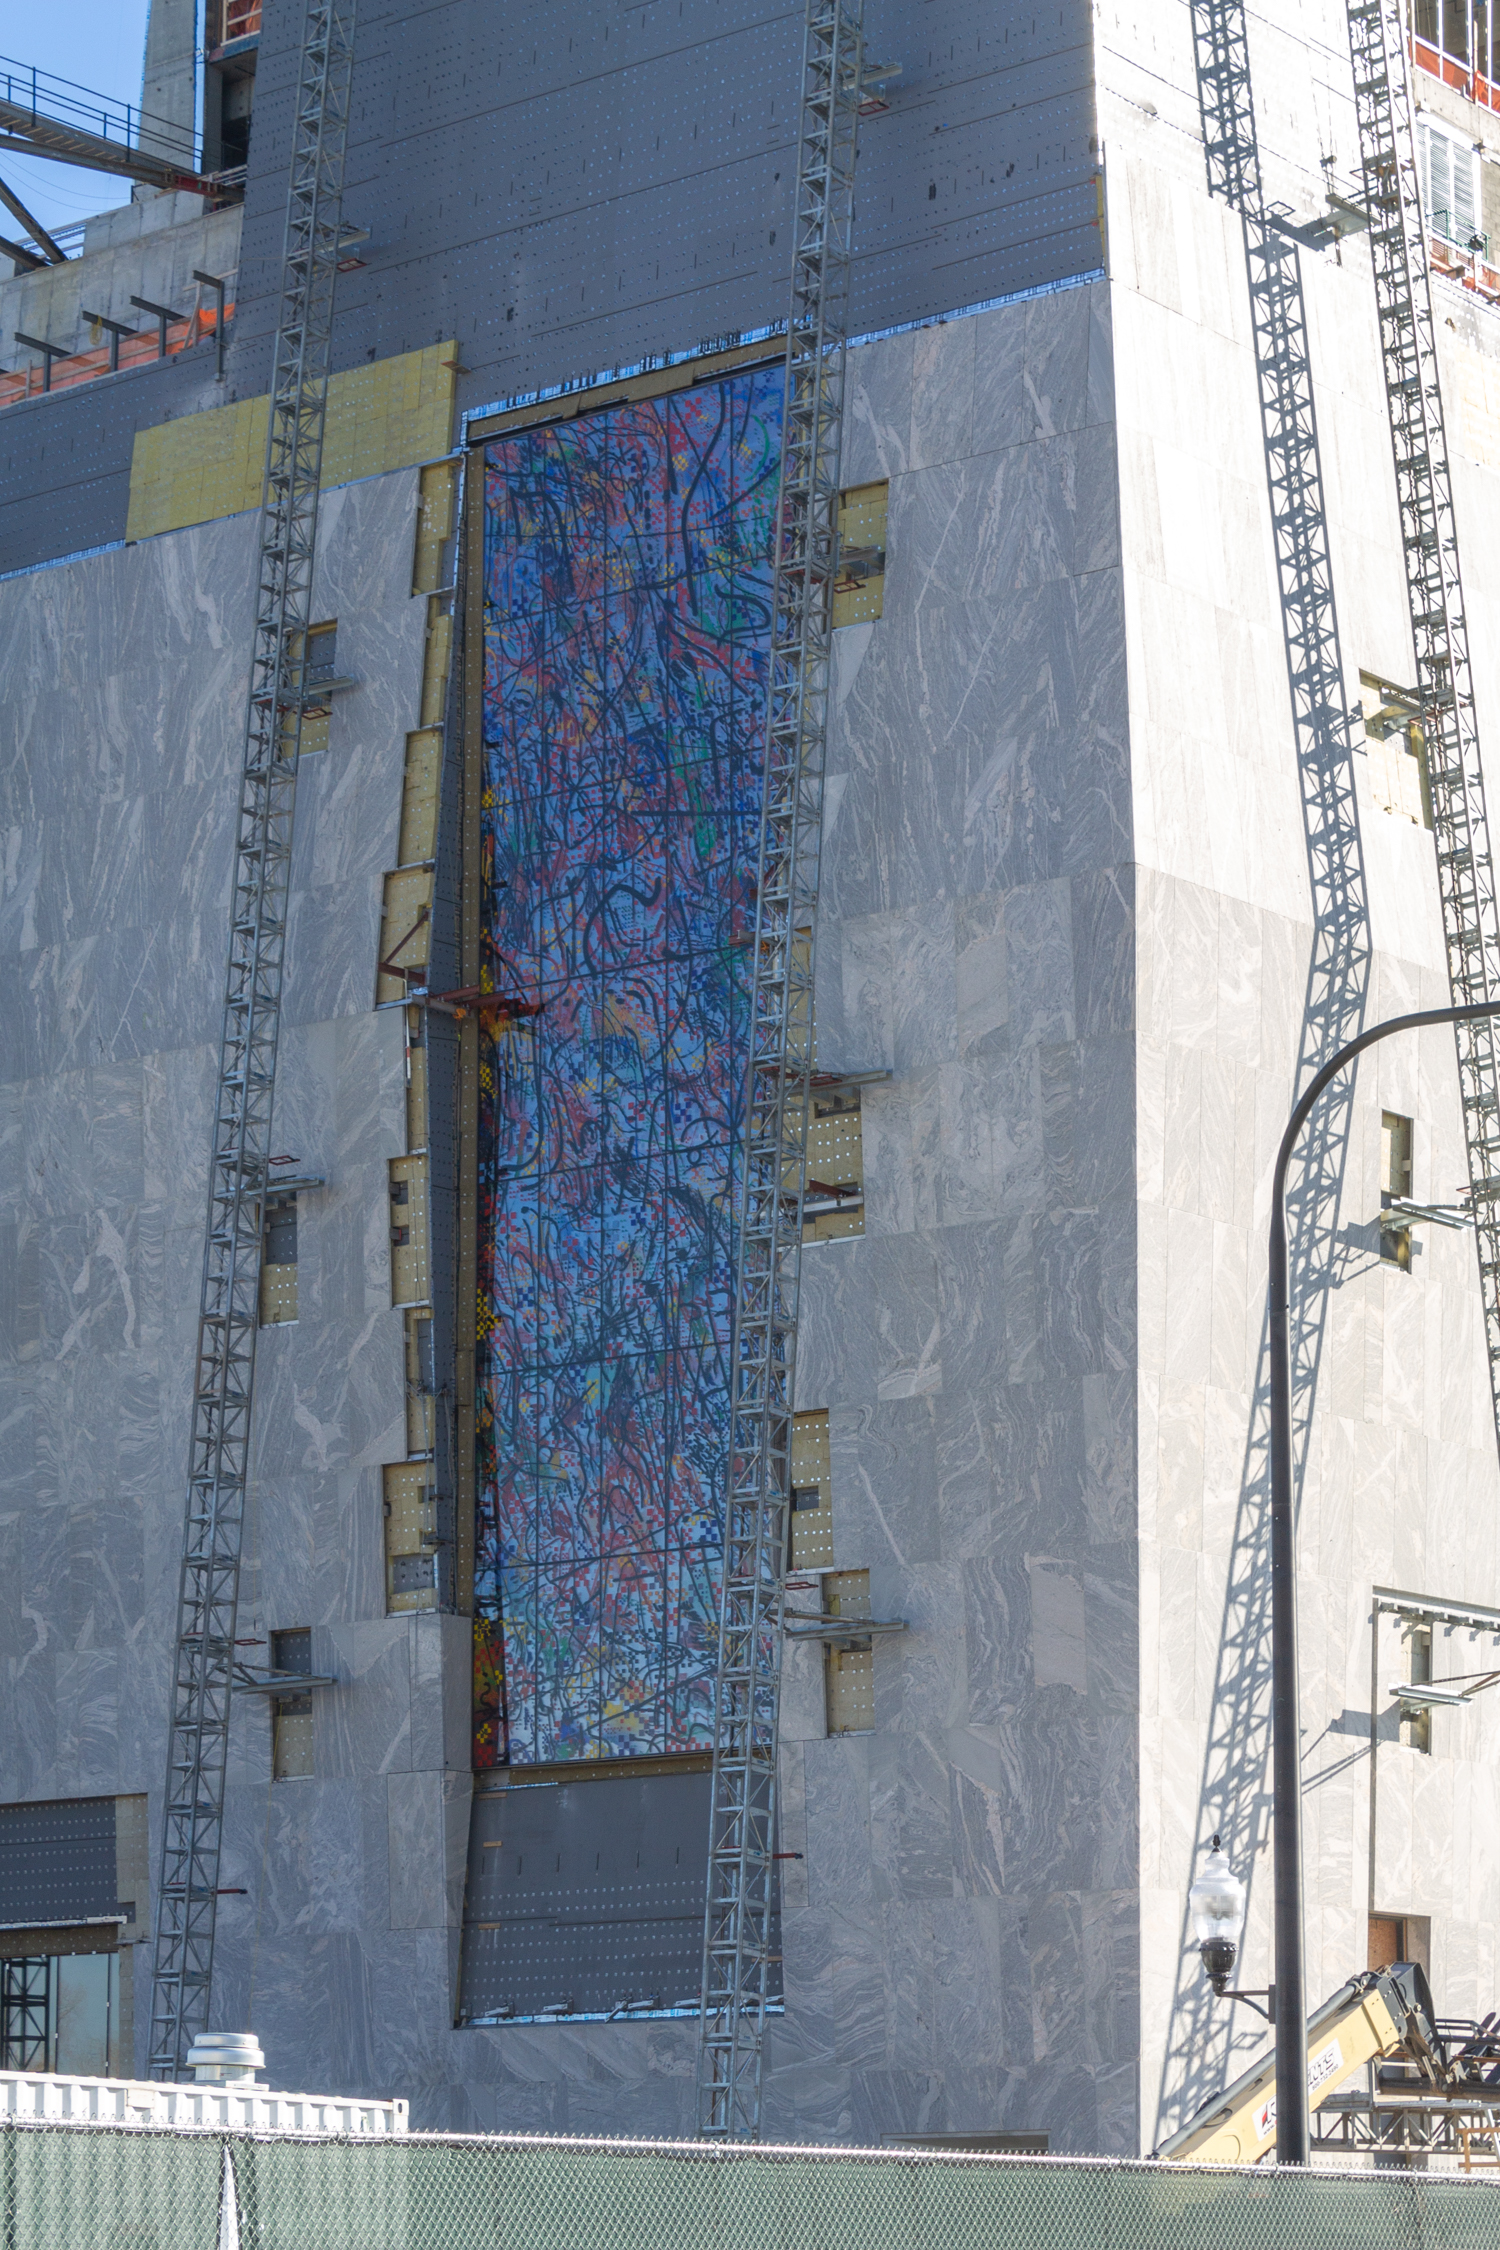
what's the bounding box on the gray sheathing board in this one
[0,1796,118,1928]
[1,0,1096,576]
[458,1769,716,2022]
[0,345,224,577]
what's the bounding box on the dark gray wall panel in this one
[459,1767,715,2021]
[0,1796,118,1930]
[0,346,226,578]
[2,0,1096,576]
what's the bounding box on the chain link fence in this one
[5,2121,1500,2250]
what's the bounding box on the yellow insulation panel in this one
[389,1152,431,1307]
[398,729,442,867]
[412,460,459,594]
[126,342,456,541]
[789,1410,834,1572]
[385,1461,438,1614]
[377,865,433,1004]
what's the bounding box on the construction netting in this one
[4,2123,1500,2250]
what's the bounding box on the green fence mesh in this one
[3,2122,1499,2250]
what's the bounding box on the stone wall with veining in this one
[1096,17,1500,2143]
[0,285,1137,2139]
[0,465,441,2083]
[755,281,1139,2155]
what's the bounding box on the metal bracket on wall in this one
[231,1668,338,1694]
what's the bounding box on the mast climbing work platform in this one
[147,0,358,2080]
[695,0,868,2142]
[1345,0,1500,1451]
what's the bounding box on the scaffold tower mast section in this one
[696,0,865,2142]
[147,0,358,2080]
[1345,0,1500,1449]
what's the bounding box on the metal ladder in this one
[148,0,358,2078]
[1345,0,1500,1446]
[695,0,865,2142]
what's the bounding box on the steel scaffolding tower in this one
[147,0,358,2079]
[695,0,864,2141]
[1345,0,1500,1449]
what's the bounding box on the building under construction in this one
[2,0,1500,2159]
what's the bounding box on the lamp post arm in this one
[1266,994,1500,2165]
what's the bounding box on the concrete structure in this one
[2,0,1499,2159]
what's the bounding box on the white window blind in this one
[1417,118,1480,244]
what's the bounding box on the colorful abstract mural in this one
[475,365,785,1766]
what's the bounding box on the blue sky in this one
[3,4,156,239]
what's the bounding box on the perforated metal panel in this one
[2,2,1098,575]
[458,1766,720,2022]
[0,1798,118,1931]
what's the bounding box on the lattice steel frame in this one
[147,0,358,2080]
[1346,0,1500,1445]
[696,0,864,2142]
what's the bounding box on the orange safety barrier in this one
[0,298,233,411]
[223,0,262,41]
[1413,34,1500,116]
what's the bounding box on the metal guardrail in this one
[0,56,201,171]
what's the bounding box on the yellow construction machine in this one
[1156,1963,1500,2165]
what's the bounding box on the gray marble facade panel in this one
[828,1399,940,1571]
[0,818,43,959]
[141,778,240,928]
[283,881,386,1029]
[950,1765,1007,1898]
[796,1231,941,1412]
[322,1621,415,1781]
[1024,282,1104,441]
[990,1704,1119,1897]
[855,1068,943,1237]
[1071,863,1136,1040]
[909,316,976,474]
[842,331,915,488]
[25,795,149,955]
[803,1736,875,1909]
[53,1643,122,1796]
[933,1048,1043,1225]
[94,912,230,1068]
[870,1730,960,1902]
[888,442,1079,616]
[967,305,1034,456]
[309,1463,386,1636]
[826,1903,891,2069]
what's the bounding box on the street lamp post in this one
[1265,996,1500,2164]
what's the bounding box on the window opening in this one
[1359,670,1432,828]
[824,1569,875,1734]
[1381,1112,1414,1272]
[804,1085,866,1242]
[1416,117,1482,252]
[833,481,887,628]
[0,1950,118,2074]
[1402,1622,1434,1753]
[270,1628,314,1779]
[385,1463,446,1612]
[259,1190,299,1325]
[788,1411,834,1571]
[390,1155,431,1305]
[1369,1911,1431,1976]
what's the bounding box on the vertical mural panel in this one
[475,366,784,1766]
